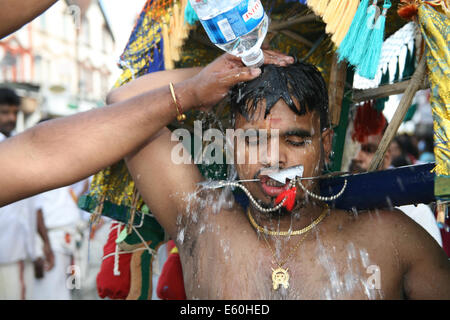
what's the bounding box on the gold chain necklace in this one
[247,205,328,236]
[247,206,329,290]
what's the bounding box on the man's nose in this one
[260,136,286,168]
[354,149,365,163]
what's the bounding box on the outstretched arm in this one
[0,0,58,39]
[0,54,273,207]
[106,67,203,104]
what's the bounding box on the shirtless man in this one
[110,53,450,300]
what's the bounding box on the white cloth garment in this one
[0,198,38,264]
[32,187,82,299]
[33,186,81,231]
[0,131,38,299]
[0,260,34,300]
[398,204,443,247]
[33,251,72,300]
[0,133,38,263]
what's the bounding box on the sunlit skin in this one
[234,98,333,232]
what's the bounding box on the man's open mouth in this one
[259,175,291,197]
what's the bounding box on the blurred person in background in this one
[30,118,86,300]
[389,135,414,167]
[350,120,443,248]
[31,185,82,300]
[0,88,54,299]
[393,134,420,165]
[417,134,435,164]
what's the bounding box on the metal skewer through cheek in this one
[198,171,348,212]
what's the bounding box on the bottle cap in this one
[241,49,264,68]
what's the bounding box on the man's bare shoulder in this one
[335,206,447,266]
[334,206,419,233]
[328,207,426,251]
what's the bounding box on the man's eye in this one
[361,144,377,153]
[285,138,311,147]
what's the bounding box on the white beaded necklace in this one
[200,176,347,213]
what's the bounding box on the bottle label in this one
[199,0,265,44]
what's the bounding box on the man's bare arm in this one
[107,67,203,104]
[0,0,58,39]
[0,54,266,207]
[392,211,450,299]
[0,83,192,206]
[36,208,55,271]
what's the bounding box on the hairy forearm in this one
[0,80,197,206]
[0,0,58,39]
[107,67,202,104]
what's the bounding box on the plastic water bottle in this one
[190,0,269,67]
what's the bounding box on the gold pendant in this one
[272,267,290,290]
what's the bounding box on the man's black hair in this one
[0,87,21,106]
[230,61,329,130]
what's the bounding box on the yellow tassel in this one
[326,0,351,34]
[307,0,321,14]
[323,0,342,24]
[162,17,174,70]
[181,0,191,39]
[331,0,359,45]
[317,0,330,16]
[170,6,180,62]
[162,1,194,69]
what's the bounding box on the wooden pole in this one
[368,55,427,172]
[328,54,348,127]
[352,78,429,103]
[269,14,318,32]
[280,30,314,47]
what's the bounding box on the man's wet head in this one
[0,88,20,137]
[229,62,333,210]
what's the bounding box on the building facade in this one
[0,0,116,128]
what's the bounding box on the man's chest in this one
[178,213,404,300]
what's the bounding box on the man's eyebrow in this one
[234,128,312,138]
[281,129,312,138]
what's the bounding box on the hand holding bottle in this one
[182,50,294,110]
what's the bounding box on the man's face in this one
[234,99,333,209]
[350,133,391,173]
[0,104,19,137]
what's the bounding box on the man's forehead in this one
[0,104,19,110]
[365,133,383,146]
[236,99,318,129]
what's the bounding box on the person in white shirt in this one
[32,186,82,300]
[0,88,54,299]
